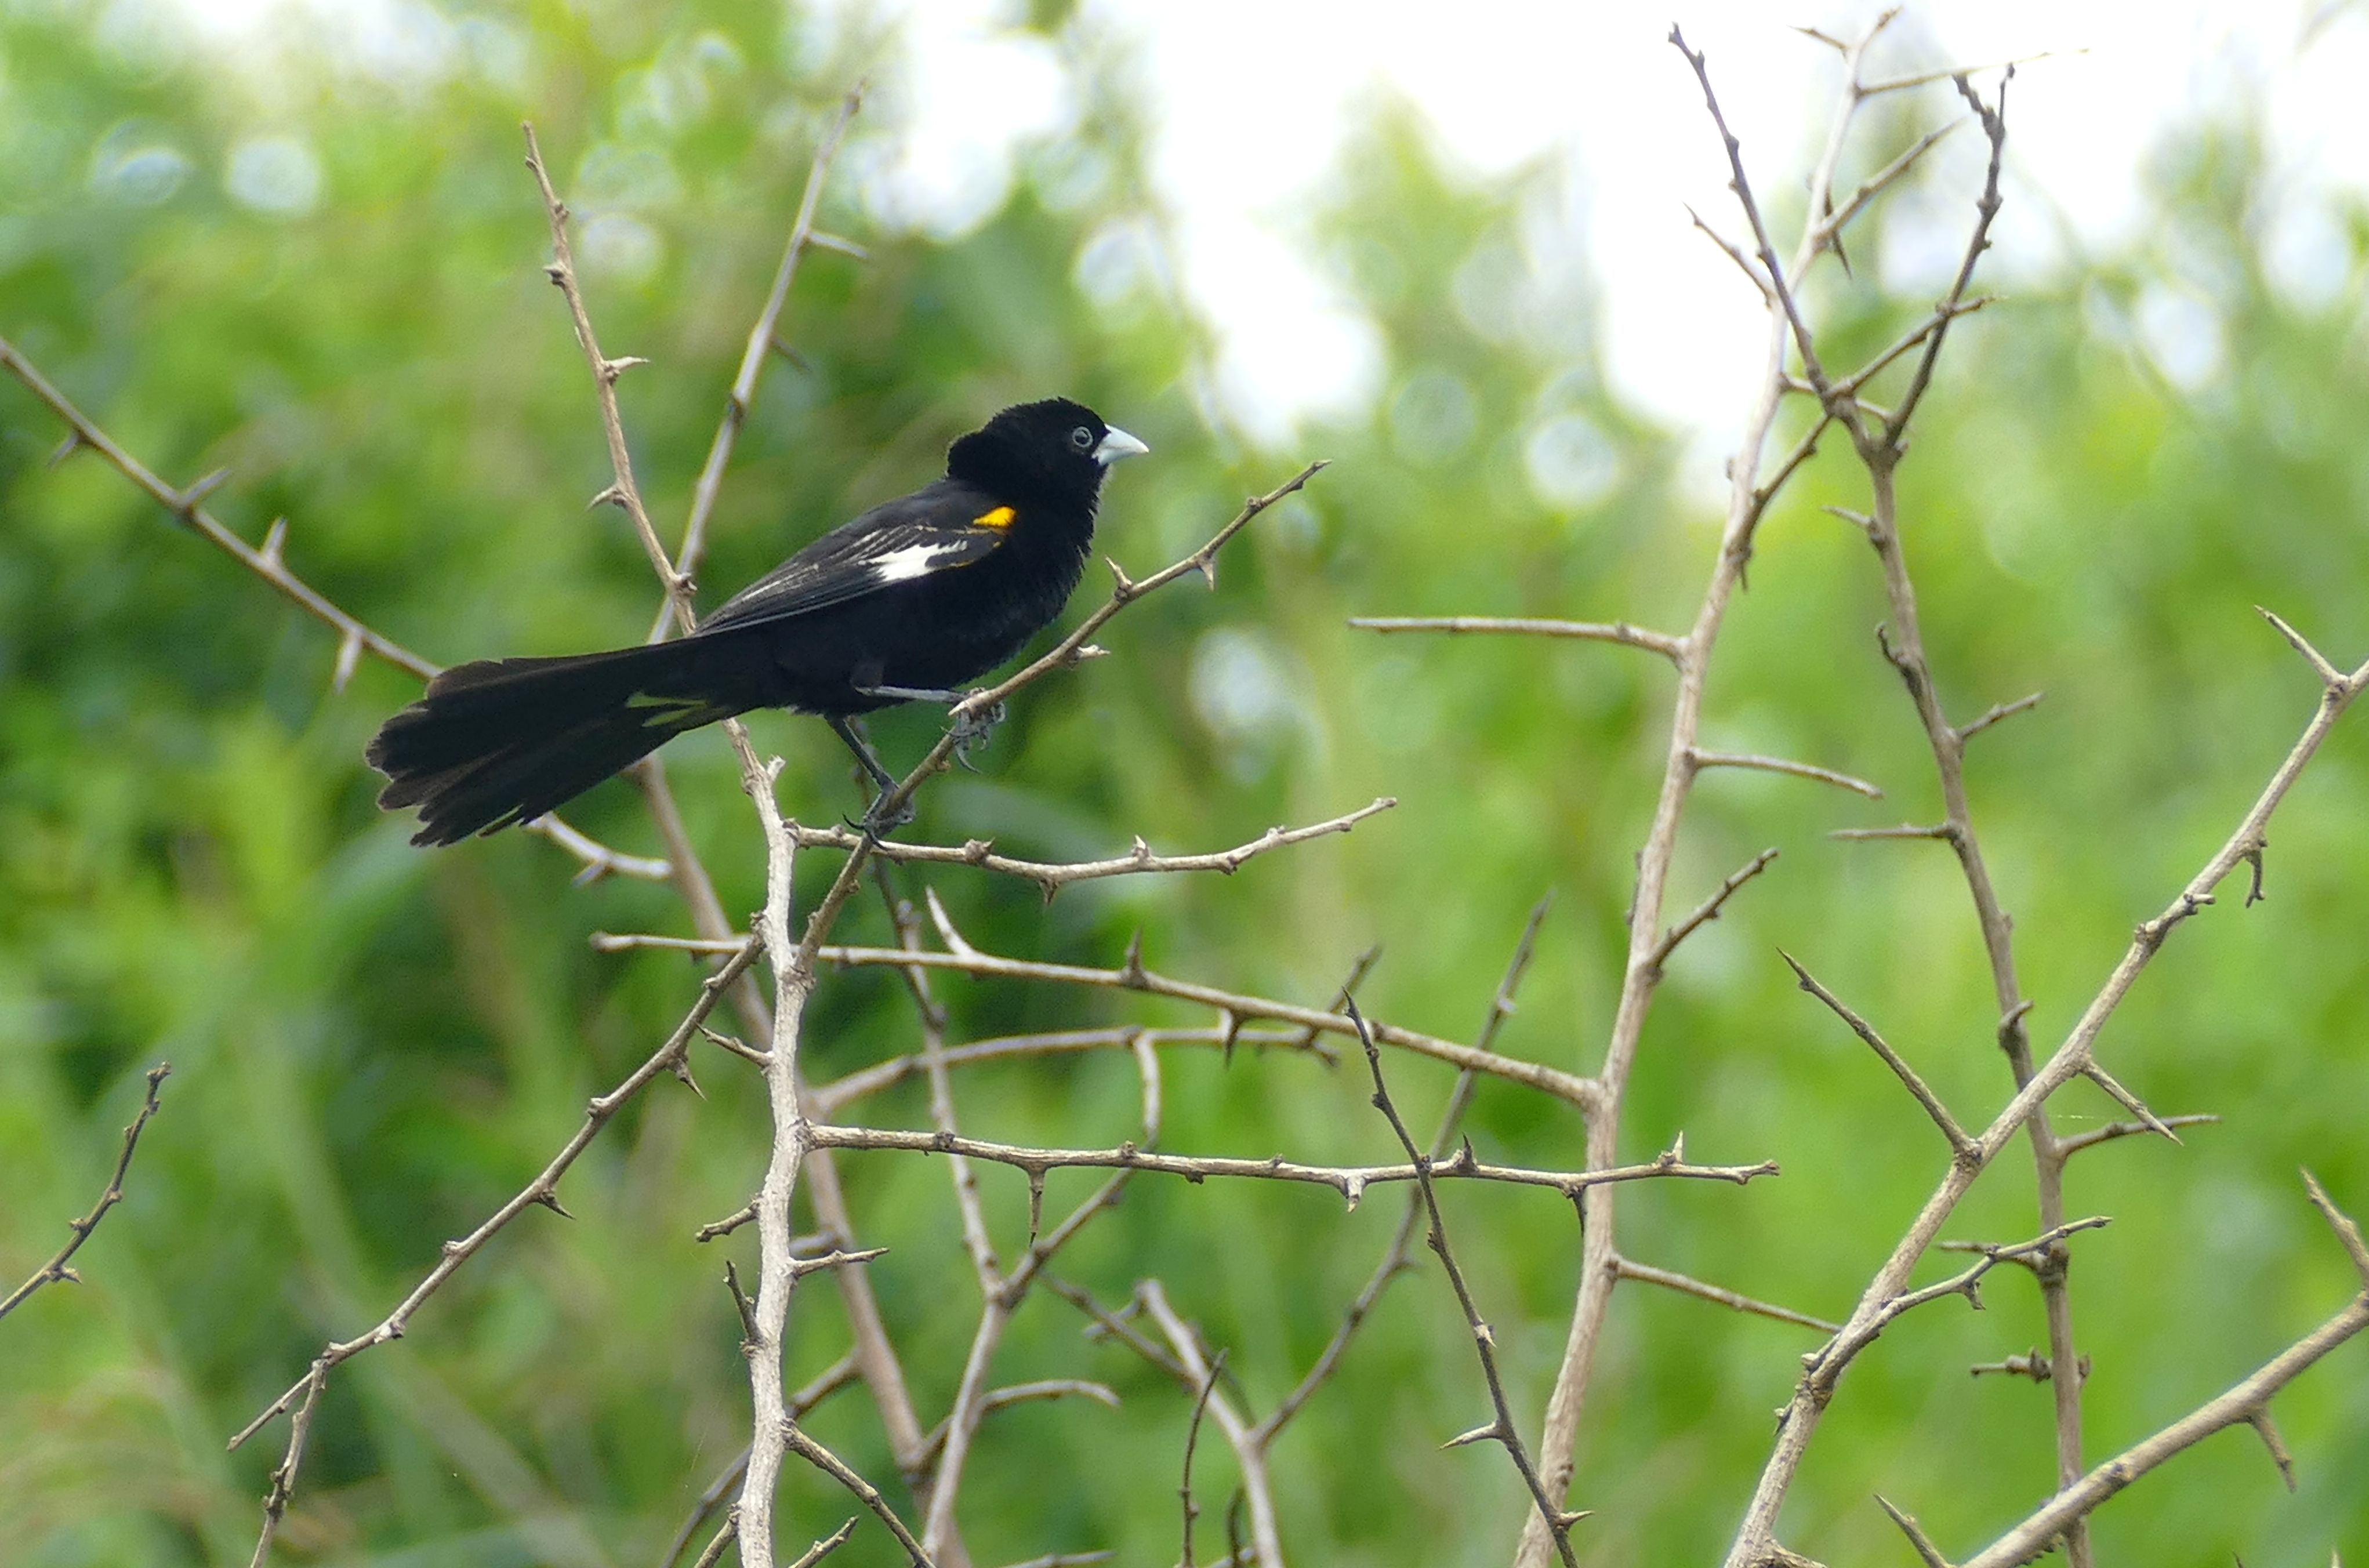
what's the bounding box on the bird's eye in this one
[1069,426,1094,451]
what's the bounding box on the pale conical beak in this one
[1094,426,1150,466]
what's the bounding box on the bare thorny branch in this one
[0,1062,170,1323]
[147,90,1637,1568]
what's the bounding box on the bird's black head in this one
[945,398,1149,512]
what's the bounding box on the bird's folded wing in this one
[700,491,1010,633]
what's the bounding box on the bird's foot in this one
[948,695,1007,773]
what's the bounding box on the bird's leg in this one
[826,714,914,834]
[855,684,1009,772]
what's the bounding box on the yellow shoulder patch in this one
[972,504,1017,531]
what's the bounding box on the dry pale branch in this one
[1726,633,2369,1567]
[808,1025,1316,1118]
[1690,750,1882,800]
[1138,1284,1282,1568]
[0,337,665,884]
[659,1356,866,1568]
[1648,848,1780,974]
[1515,23,1896,1554]
[1348,616,1686,662]
[783,796,1394,899]
[783,1423,937,1568]
[1713,38,2120,1565]
[735,743,834,1568]
[600,933,1597,1109]
[1949,1177,2369,1567]
[805,1122,1769,1203]
[1257,897,1552,1448]
[521,123,688,623]
[656,85,864,641]
[1610,1257,1840,1335]
[229,942,757,1566]
[1176,1336,1225,1568]
[1875,1496,1954,1568]
[2054,1113,2219,1157]
[0,1062,169,1323]
[1779,952,1973,1159]
[1351,1000,1581,1567]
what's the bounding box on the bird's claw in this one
[851,792,917,840]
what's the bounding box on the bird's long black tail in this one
[368,640,748,845]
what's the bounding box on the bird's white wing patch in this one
[870,542,966,583]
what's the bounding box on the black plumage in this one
[367,398,1147,845]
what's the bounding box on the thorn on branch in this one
[331,629,364,695]
[177,467,232,510]
[2248,1408,2297,1491]
[724,1260,760,1344]
[2302,1170,2369,1286]
[2256,605,2348,691]
[1874,1494,1957,1568]
[1956,690,2045,743]
[2081,1061,2180,1144]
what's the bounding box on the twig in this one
[658,1356,864,1568]
[781,797,1394,900]
[520,124,687,625]
[1956,691,2045,742]
[1831,297,1999,397]
[1875,1496,1956,1568]
[657,85,864,642]
[1726,638,2369,1565]
[807,1024,1320,1118]
[0,337,663,883]
[1816,118,1967,244]
[1348,617,1685,662]
[864,463,1331,833]
[1648,848,1780,972]
[231,945,756,1566]
[1518,26,1888,1554]
[782,1424,937,1568]
[1177,1345,1227,1568]
[1350,999,1581,1566]
[1779,952,1973,1159]
[1690,750,1880,799]
[598,935,1597,1109]
[1256,896,1553,1447]
[1138,1283,1283,1568]
[786,1520,860,1568]
[1956,1183,2369,1567]
[1610,1257,1840,1334]
[0,1062,170,1322]
[2055,1113,2219,1156]
[804,1121,1772,1202]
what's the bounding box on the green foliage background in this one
[3,3,2367,1565]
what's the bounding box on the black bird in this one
[368,398,1148,845]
